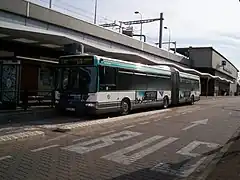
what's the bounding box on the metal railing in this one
[0,89,56,111]
[26,0,114,25]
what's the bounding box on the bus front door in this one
[171,70,180,105]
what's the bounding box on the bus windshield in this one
[60,66,97,93]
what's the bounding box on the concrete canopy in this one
[0,21,233,83]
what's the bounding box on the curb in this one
[187,126,240,180]
[0,108,56,125]
[55,108,172,132]
[0,131,45,144]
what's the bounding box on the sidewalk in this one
[0,106,56,124]
[200,96,237,100]
[206,130,240,180]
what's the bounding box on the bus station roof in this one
[0,21,233,84]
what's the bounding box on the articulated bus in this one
[55,54,201,115]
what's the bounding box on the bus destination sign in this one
[61,57,94,65]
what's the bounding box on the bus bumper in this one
[56,101,98,115]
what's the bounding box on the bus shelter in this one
[0,56,57,110]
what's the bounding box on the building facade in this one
[176,47,239,96]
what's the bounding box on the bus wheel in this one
[190,95,194,105]
[120,99,130,115]
[163,96,169,109]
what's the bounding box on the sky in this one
[30,0,240,69]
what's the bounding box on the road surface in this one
[0,97,240,180]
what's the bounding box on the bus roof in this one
[59,54,93,58]
[95,55,172,76]
[179,71,200,80]
[59,54,200,80]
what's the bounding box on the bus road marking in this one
[176,141,220,157]
[100,130,116,135]
[152,140,220,178]
[124,125,136,129]
[62,131,142,154]
[182,119,208,131]
[102,136,178,165]
[0,155,12,161]
[31,144,60,152]
[139,121,150,125]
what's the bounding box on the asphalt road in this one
[0,97,240,180]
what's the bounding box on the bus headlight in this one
[85,103,96,107]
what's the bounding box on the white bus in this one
[55,54,201,115]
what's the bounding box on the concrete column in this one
[64,43,84,55]
[230,80,237,96]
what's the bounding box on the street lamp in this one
[94,0,98,24]
[134,11,143,41]
[164,26,171,51]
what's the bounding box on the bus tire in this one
[120,98,131,115]
[190,95,194,105]
[163,96,169,109]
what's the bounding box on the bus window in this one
[99,66,116,91]
[117,70,134,90]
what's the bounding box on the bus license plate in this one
[66,108,75,112]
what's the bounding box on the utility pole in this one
[158,12,164,48]
[49,0,52,8]
[94,0,97,24]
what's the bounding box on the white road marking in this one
[182,124,199,131]
[124,125,136,129]
[165,116,172,119]
[72,137,88,142]
[152,140,220,177]
[0,155,12,161]
[182,119,208,131]
[46,134,68,142]
[139,121,150,125]
[180,157,207,177]
[100,130,116,135]
[181,112,187,115]
[152,157,207,178]
[62,131,142,154]
[31,144,59,152]
[176,141,220,157]
[102,136,178,165]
